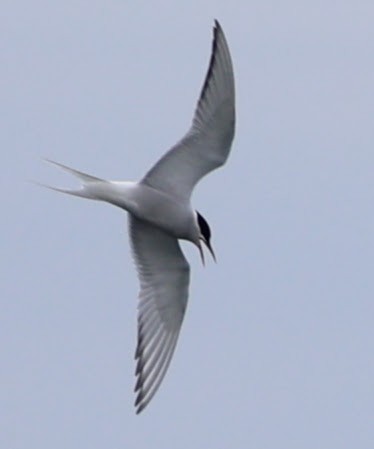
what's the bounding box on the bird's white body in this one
[44,20,235,413]
[83,179,198,241]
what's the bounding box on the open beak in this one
[204,239,217,263]
[198,238,216,265]
[198,241,205,266]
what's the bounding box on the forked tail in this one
[38,159,107,200]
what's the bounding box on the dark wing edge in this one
[192,19,235,134]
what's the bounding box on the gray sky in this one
[2,1,374,448]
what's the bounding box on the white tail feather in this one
[41,159,106,200]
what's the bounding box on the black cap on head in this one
[196,211,211,242]
[196,211,216,262]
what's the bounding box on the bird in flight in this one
[44,20,235,413]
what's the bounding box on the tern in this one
[44,20,235,413]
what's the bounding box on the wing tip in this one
[198,20,220,106]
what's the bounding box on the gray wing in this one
[128,216,190,413]
[142,20,235,201]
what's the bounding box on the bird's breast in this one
[128,184,195,240]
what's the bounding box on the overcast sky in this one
[2,1,374,448]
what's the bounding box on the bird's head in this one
[195,211,216,265]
